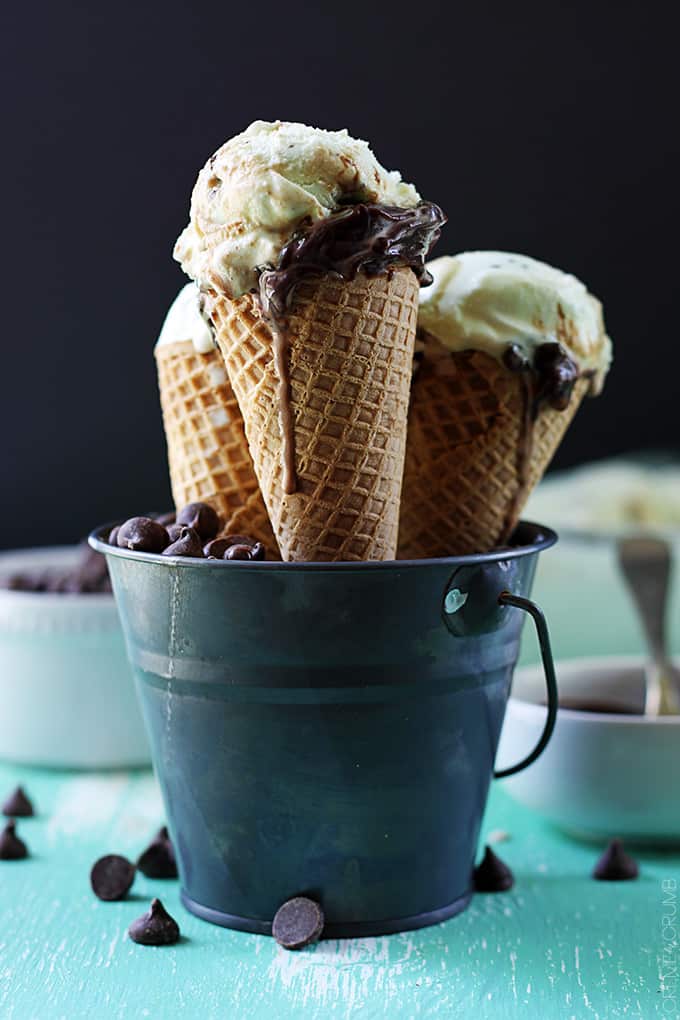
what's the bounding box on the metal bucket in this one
[90,520,558,938]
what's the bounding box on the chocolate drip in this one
[259,201,446,320]
[502,341,579,417]
[257,200,446,493]
[499,340,581,542]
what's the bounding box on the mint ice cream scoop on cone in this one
[398,252,612,559]
[174,120,446,561]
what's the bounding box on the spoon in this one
[617,535,680,715]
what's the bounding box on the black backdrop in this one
[1,1,677,548]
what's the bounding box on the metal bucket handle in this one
[493,591,558,779]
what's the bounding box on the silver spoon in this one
[617,535,680,715]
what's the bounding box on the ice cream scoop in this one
[418,252,612,394]
[174,120,445,562]
[155,283,214,354]
[174,120,422,301]
[398,252,612,558]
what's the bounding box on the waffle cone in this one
[398,338,589,558]
[208,268,419,561]
[155,340,278,554]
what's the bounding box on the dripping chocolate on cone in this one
[398,252,613,559]
[174,121,445,562]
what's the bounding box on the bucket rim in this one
[89,519,557,572]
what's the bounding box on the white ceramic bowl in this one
[496,656,680,844]
[0,546,149,768]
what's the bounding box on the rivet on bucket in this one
[444,588,468,614]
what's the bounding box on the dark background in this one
[1,1,677,548]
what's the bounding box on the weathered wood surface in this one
[0,764,675,1019]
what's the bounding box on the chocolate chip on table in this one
[2,786,34,817]
[137,826,178,879]
[272,896,325,950]
[162,527,204,558]
[117,517,170,554]
[592,839,639,881]
[128,898,180,946]
[90,854,136,901]
[473,845,514,892]
[0,820,29,860]
[176,502,220,542]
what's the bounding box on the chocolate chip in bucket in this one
[203,537,232,559]
[137,826,178,879]
[176,502,220,542]
[272,896,325,950]
[107,525,120,547]
[166,523,185,543]
[162,527,204,558]
[128,898,180,946]
[90,854,136,901]
[0,820,29,860]
[117,517,170,554]
[223,538,265,561]
[592,839,639,881]
[2,786,34,817]
[224,544,256,560]
[473,845,514,892]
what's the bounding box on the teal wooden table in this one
[0,762,676,1019]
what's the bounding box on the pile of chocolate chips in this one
[90,826,181,946]
[2,545,112,594]
[110,502,265,562]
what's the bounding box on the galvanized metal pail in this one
[90,520,558,937]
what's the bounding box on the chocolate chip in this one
[166,523,184,542]
[108,525,120,547]
[137,827,178,879]
[3,573,32,591]
[592,839,639,881]
[128,898,180,946]
[176,502,220,541]
[221,534,256,547]
[162,527,204,558]
[0,820,28,860]
[117,518,170,554]
[224,544,256,560]
[72,546,111,592]
[473,845,514,892]
[2,786,34,817]
[221,535,266,561]
[272,896,324,950]
[155,511,176,527]
[203,538,232,559]
[90,854,136,901]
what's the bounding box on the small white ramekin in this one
[0,546,149,768]
[497,656,680,844]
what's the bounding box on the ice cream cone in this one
[397,336,590,559]
[155,339,278,554]
[208,267,419,561]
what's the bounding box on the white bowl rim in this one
[511,654,680,725]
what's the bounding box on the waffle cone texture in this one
[155,340,278,554]
[397,337,589,559]
[209,268,420,562]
